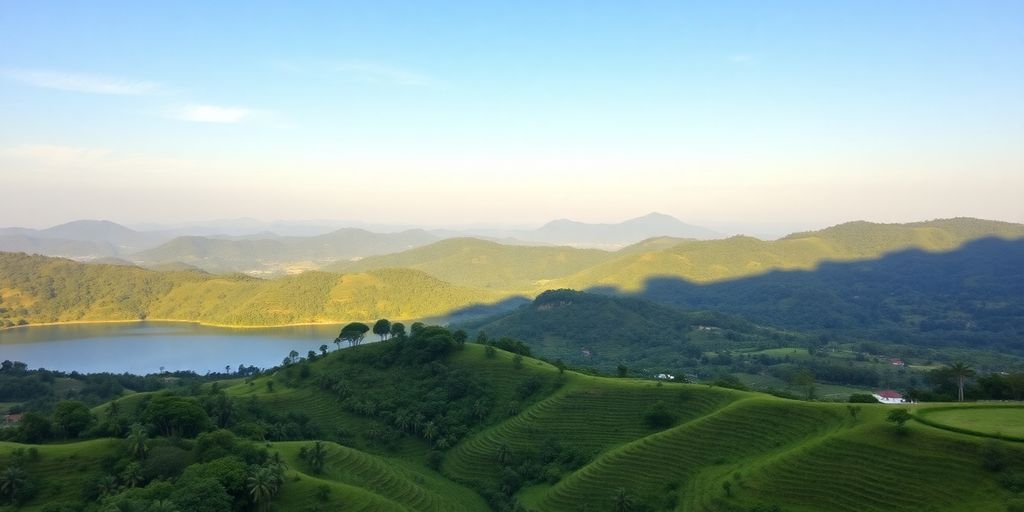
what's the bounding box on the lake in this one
[0,322,352,375]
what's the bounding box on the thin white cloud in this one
[3,68,160,95]
[727,54,754,63]
[171,104,253,124]
[332,61,435,86]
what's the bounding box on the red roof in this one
[875,390,903,399]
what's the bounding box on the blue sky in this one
[1,1,1022,231]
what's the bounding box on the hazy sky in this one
[1,1,1022,230]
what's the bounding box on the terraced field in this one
[740,423,1010,512]
[444,378,737,483]
[275,441,486,511]
[915,405,1024,440]
[4,344,1024,512]
[0,439,119,507]
[528,398,846,511]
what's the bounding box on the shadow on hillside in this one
[601,237,1024,350]
[429,295,532,326]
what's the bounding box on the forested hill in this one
[0,253,500,328]
[638,237,1024,352]
[464,289,781,370]
[326,237,614,291]
[327,217,1024,294]
[549,217,1024,291]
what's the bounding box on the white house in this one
[655,373,675,381]
[872,390,904,404]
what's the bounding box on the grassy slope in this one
[230,344,1024,511]
[0,438,121,508]
[4,345,1024,512]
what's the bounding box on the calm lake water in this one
[0,322,351,375]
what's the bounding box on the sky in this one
[1,1,1022,231]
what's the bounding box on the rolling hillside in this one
[464,289,782,371]
[132,228,438,274]
[638,237,1024,352]
[0,253,500,327]
[3,341,1023,512]
[328,237,614,292]
[551,217,1024,291]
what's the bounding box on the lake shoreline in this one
[0,318,349,333]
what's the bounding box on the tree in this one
[142,395,212,437]
[319,344,329,356]
[617,364,628,378]
[94,474,119,498]
[949,362,975,402]
[339,322,370,347]
[554,359,566,374]
[333,336,342,351]
[789,368,816,400]
[496,443,513,466]
[53,400,94,439]
[170,477,233,512]
[410,322,425,337]
[122,461,143,488]
[423,421,439,442]
[18,412,51,443]
[453,329,468,347]
[0,466,28,504]
[308,441,327,474]
[846,405,862,421]
[126,423,149,460]
[390,322,406,340]
[373,319,392,341]
[288,350,299,364]
[613,488,635,512]
[887,408,912,434]
[247,466,279,512]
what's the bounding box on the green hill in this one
[552,217,1024,291]
[639,237,1024,353]
[328,237,615,292]
[132,228,438,274]
[0,252,500,327]
[3,340,1024,511]
[464,289,782,371]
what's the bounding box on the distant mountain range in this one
[2,216,1023,284]
[0,213,723,273]
[131,228,439,275]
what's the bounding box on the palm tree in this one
[95,474,119,498]
[0,466,27,503]
[106,400,121,419]
[950,362,975,402]
[247,466,278,512]
[333,337,342,351]
[423,421,439,442]
[149,500,179,512]
[308,441,327,474]
[613,488,635,512]
[126,423,148,460]
[496,444,513,466]
[121,461,143,488]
